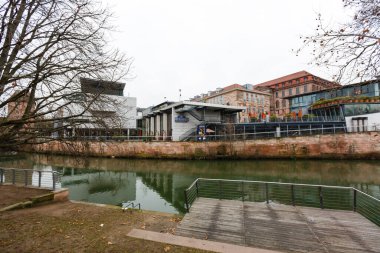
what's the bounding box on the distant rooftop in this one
[255,70,333,87]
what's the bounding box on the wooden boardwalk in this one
[176,198,380,253]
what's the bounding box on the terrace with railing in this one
[184,178,380,226]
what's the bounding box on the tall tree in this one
[300,0,380,83]
[0,0,131,150]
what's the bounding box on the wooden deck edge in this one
[127,229,282,253]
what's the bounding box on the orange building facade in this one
[254,71,341,117]
[191,84,271,123]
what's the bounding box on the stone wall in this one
[26,132,380,160]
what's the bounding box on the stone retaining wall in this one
[26,132,380,159]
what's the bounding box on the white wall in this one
[120,96,137,129]
[345,112,380,132]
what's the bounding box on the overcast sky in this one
[102,0,350,108]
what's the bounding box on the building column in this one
[162,113,168,140]
[156,114,161,140]
[150,117,155,136]
[144,118,149,136]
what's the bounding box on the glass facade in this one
[344,103,380,117]
[289,81,380,115]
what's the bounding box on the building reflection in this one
[138,172,196,213]
[59,167,136,205]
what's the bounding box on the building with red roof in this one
[254,71,341,117]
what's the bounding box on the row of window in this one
[274,77,310,89]
[208,95,224,104]
[207,92,267,105]
[243,106,265,115]
[275,85,310,98]
[344,104,380,117]
[290,83,380,107]
[275,99,287,108]
[243,92,265,105]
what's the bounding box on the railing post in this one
[12,169,15,184]
[195,180,199,197]
[265,183,269,204]
[291,184,295,206]
[218,180,222,200]
[0,168,3,184]
[38,171,42,187]
[319,186,324,209]
[241,181,244,202]
[52,172,56,191]
[353,188,357,212]
[24,170,28,186]
[184,190,189,212]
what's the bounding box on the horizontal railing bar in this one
[196,178,354,190]
[185,178,199,191]
[0,167,61,174]
[356,189,380,202]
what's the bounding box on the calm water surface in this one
[1,153,380,214]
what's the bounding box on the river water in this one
[1,153,380,214]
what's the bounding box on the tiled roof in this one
[255,70,313,87]
[222,84,241,91]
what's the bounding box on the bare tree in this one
[0,0,131,150]
[299,0,380,83]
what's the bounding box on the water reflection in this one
[1,153,380,214]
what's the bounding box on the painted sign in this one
[175,115,189,123]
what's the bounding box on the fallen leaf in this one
[107,241,113,245]
[164,246,171,252]
[140,225,146,230]
[100,224,104,227]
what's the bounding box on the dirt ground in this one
[0,185,51,208]
[0,200,209,253]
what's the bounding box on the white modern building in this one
[54,78,137,138]
[142,101,245,141]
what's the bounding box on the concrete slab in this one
[127,228,281,253]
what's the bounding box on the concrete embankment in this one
[25,132,380,159]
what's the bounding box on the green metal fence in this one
[184,178,380,226]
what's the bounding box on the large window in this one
[296,87,300,95]
[344,103,380,116]
[289,89,293,96]
[304,85,308,93]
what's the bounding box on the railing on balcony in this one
[184,178,380,226]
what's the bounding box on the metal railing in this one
[251,115,344,123]
[184,178,380,226]
[121,201,141,211]
[0,167,61,190]
[56,124,380,142]
[182,124,380,142]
